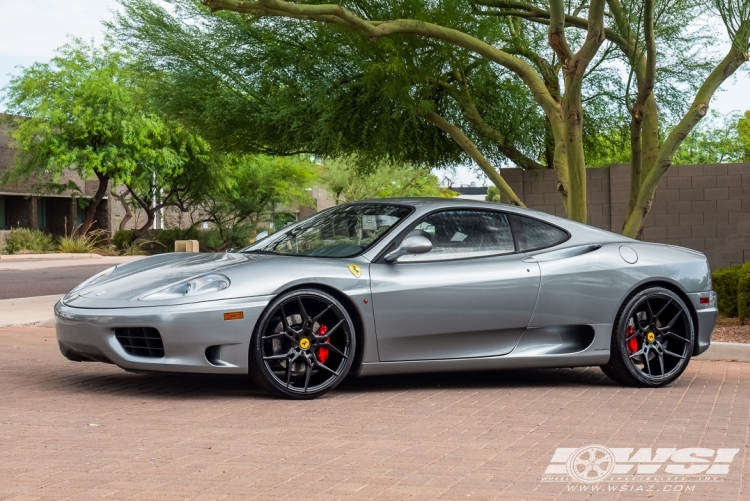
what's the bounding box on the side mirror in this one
[384,235,433,262]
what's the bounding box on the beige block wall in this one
[499,163,750,270]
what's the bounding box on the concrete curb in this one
[695,342,750,363]
[0,253,104,261]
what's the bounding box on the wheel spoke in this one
[312,304,333,323]
[663,348,686,360]
[664,331,690,343]
[303,357,313,391]
[297,297,310,324]
[322,342,348,359]
[263,331,294,341]
[263,349,293,361]
[279,306,300,335]
[315,319,345,341]
[657,349,666,376]
[645,300,655,322]
[643,349,652,376]
[314,359,339,376]
[654,299,672,322]
[664,309,683,330]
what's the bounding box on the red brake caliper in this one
[626,325,639,354]
[316,324,330,364]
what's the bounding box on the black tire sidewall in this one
[614,287,694,387]
[249,288,356,399]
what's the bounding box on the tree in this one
[673,111,744,165]
[112,0,613,222]
[485,185,501,202]
[319,159,457,203]
[480,0,750,236]
[124,121,214,239]
[197,154,316,248]
[740,111,750,162]
[0,39,165,234]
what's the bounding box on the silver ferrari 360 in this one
[55,198,717,399]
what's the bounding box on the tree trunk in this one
[622,46,750,238]
[78,171,110,235]
[111,189,133,232]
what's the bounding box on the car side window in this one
[399,210,515,262]
[509,214,569,251]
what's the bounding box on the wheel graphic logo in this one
[566,445,615,483]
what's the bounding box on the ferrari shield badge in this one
[348,264,362,278]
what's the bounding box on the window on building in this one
[76,204,85,226]
[37,198,48,229]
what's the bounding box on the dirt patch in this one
[712,316,750,343]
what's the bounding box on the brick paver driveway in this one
[0,326,748,501]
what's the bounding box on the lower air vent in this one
[115,327,165,358]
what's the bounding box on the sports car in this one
[55,198,717,399]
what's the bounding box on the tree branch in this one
[201,0,561,117]
[422,111,525,206]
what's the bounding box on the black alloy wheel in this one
[601,287,694,387]
[249,289,356,399]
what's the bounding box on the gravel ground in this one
[712,316,750,343]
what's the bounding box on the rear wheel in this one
[600,287,694,387]
[249,289,356,399]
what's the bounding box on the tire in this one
[249,289,356,399]
[600,287,694,388]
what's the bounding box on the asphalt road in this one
[0,264,112,299]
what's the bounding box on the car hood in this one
[63,253,261,306]
[60,252,371,309]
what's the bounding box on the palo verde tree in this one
[0,39,166,234]
[475,0,750,236]
[113,0,613,224]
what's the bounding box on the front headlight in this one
[69,266,117,295]
[140,273,230,301]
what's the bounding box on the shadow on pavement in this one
[43,365,618,400]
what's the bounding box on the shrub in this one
[57,229,108,254]
[712,265,741,318]
[738,262,750,324]
[4,228,55,254]
[111,230,134,251]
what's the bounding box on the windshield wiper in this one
[241,249,278,255]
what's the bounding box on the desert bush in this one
[712,266,741,318]
[57,228,108,254]
[111,230,134,251]
[4,228,55,254]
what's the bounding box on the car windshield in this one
[241,203,412,258]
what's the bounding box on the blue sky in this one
[1,0,748,185]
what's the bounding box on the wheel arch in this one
[271,282,366,376]
[621,279,700,356]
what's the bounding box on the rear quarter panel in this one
[529,242,710,327]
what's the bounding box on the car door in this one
[369,209,541,362]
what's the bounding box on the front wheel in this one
[601,287,694,387]
[249,289,356,399]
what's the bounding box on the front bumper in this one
[686,291,717,356]
[55,296,273,374]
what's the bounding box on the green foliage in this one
[673,111,744,165]
[4,228,55,254]
[197,155,316,248]
[485,186,501,202]
[739,111,750,162]
[57,227,108,253]
[111,230,135,251]
[738,262,750,324]
[319,158,456,203]
[713,266,741,318]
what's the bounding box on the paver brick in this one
[0,327,748,501]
